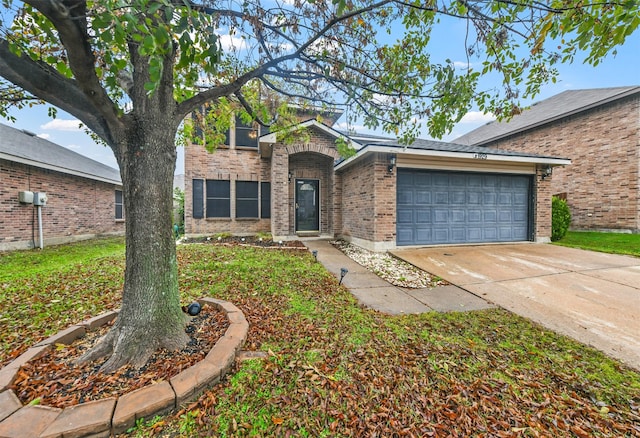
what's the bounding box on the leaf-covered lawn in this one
[2,239,639,436]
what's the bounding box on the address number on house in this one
[473,153,488,160]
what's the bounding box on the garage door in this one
[397,169,532,246]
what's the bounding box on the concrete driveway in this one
[390,244,640,370]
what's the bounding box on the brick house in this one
[455,86,640,233]
[0,123,124,251]
[185,112,569,250]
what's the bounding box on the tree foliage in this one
[552,196,572,241]
[1,0,637,143]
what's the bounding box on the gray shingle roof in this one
[0,122,121,185]
[454,86,640,146]
[364,137,566,160]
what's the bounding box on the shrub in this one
[551,196,571,241]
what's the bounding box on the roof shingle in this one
[0,122,121,184]
[454,86,640,146]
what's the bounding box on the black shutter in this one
[261,182,271,218]
[192,179,204,218]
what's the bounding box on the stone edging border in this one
[0,297,248,438]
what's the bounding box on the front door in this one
[295,179,320,232]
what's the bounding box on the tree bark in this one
[79,114,188,373]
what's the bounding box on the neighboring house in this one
[185,114,569,250]
[0,123,124,251]
[455,86,640,233]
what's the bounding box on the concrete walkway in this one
[391,244,640,370]
[303,240,494,314]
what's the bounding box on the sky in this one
[2,10,639,176]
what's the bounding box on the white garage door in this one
[397,169,532,246]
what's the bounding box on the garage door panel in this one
[415,228,432,242]
[415,209,431,224]
[498,210,512,221]
[451,228,466,242]
[415,191,431,204]
[397,209,413,224]
[468,191,482,204]
[498,193,512,205]
[397,190,413,205]
[467,228,483,241]
[468,210,482,222]
[433,209,448,223]
[414,173,432,186]
[451,191,465,204]
[397,170,531,245]
[451,209,465,222]
[484,210,498,222]
[434,174,449,186]
[514,193,528,205]
[435,192,448,204]
[433,228,450,243]
[397,229,414,244]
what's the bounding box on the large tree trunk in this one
[79,115,188,373]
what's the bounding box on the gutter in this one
[334,144,571,172]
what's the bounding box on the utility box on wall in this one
[33,192,48,206]
[18,191,34,204]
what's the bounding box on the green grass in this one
[2,237,639,437]
[555,231,640,257]
[0,236,125,282]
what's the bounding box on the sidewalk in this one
[303,240,494,314]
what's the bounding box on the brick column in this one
[535,166,552,242]
[270,147,290,239]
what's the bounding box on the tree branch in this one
[0,38,112,142]
[23,0,122,136]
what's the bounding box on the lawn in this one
[1,238,639,437]
[555,231,640,257]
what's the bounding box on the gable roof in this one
[335,136,570,171]
[0,122,121,185]
[454,86,640,146]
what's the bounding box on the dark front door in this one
[295,179,320,232]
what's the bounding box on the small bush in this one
[551,196,571,241]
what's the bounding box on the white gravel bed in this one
[331,240,447,289]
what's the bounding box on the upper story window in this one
[233,117,258,148]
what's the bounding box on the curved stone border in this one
[0,297,248,438]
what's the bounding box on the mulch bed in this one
[181,235,307,248]
[10,305,229,409]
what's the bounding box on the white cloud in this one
[459,111,495,124]
[37,133,50,140]
[217,30,248,52]
[64,144,81,150]
[40,119,83,132]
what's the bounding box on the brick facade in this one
[483,95,640,233]
[184,145,271,235]
[185,127,339,239]
[185,119,557,249]
[336,153,398,250]
[0,159,125,251]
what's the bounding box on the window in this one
[261,182,271,218]
[192,179,204,218]
[236,181,258,218]
[234,117,258,148]
[115,190,124,220]
[206,180,230,218]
